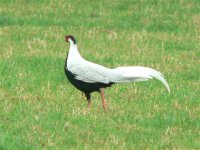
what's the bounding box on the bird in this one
[64,35,170,110]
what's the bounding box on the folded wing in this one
[68,60,170,92]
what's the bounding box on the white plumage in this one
[64,35,170,110]
[66,37,170,92]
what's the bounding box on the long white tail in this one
[111,66,170,93]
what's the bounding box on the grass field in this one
[0,0,200,149]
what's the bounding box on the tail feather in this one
[111,66,170,93]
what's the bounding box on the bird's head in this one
[65,35,76,45]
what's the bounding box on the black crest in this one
[65,35,76,44]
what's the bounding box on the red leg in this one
[88,99,91,108]
[100,88,106,110]
[84,93,91,108]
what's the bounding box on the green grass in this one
[0,0,200,149]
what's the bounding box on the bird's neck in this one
[66,44,83,67]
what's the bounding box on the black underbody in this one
[64,58,114,97]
